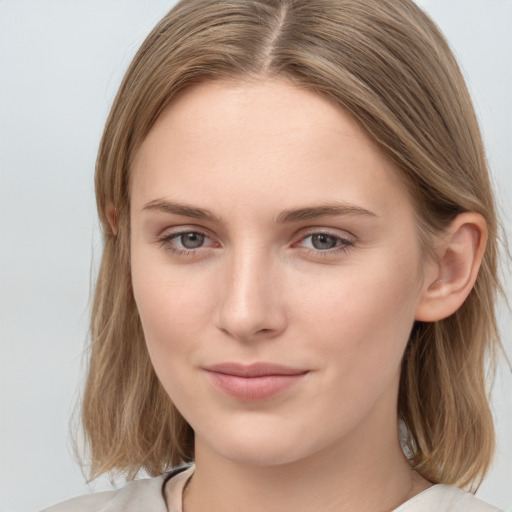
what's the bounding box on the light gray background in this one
[0,1,510,511]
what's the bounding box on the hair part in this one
[82,0,502,489]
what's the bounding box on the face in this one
[130,79,430,468]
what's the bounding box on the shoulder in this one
[40,474,169,512]
[395,484,505,512]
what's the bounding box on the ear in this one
[415,212,488,322]
[105,203,119,235]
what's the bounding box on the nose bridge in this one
[216,241,286,341]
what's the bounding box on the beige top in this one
[41,465,505,512]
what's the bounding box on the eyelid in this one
[296,226,356,243]
[293,227,357,256]
[155,225,356,258]
[156,223,215,238]
[156,226,219,255]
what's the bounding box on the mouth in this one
[203,362,309,401]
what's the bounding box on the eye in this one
[307,233,341,250]
[297,231,355,254]
[157,229,217,256]
[176,232,206,249]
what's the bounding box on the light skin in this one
[120,78,487,512]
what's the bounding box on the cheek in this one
[295,257,420,382]
[131,252,216,358]
[130,267,209,408]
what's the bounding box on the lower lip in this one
[205,371,307,401]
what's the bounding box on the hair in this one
[81,0,502,490]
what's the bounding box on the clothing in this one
[41,465,505,512]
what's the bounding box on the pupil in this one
[312,234,337,250]
[181,232,205,249]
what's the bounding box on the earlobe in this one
[415,212,488,322]
[105,203,119,235]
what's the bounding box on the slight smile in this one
[203,362,310,401]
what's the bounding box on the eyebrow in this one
[275,203,377,223]
[143,199,220,222]
[142,199,377,224]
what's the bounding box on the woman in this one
[43,0,506,510]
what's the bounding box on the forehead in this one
[137,78,373,160]
[130,78,412,221]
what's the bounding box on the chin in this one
[216,443,303,467]
[194,418,327,468]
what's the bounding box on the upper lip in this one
[203,362,309,377]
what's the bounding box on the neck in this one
[183,416,431,512]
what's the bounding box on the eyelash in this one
[156,229,355,258]
[157,228,214,257]
[298,231,355,257]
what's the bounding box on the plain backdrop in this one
[0,1,511,511]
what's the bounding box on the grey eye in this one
[179,232,205,249]
[310,233,339,250]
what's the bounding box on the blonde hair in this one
[82,0,502,488]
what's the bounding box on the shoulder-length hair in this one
[82,0,502,489]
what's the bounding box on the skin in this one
[127,79,486,512]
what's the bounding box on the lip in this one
[203,362,309,401]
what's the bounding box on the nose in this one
[215,248,287,343]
